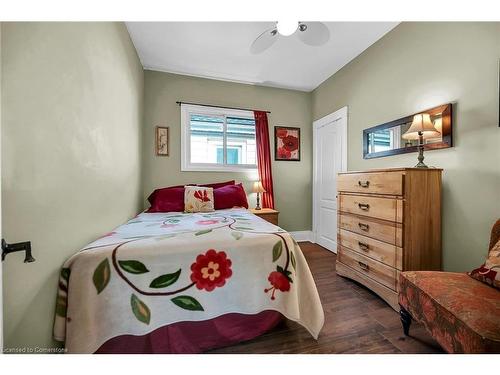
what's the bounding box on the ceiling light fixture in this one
[250,22,330,54]
[276,21,298,36]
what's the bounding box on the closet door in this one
[313,107,347,252]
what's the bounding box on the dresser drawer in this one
[338,213,402,247]
[338,194,403,223]
[337,172,404,196]
[338,246,397,290]
[250,209,279,226]
[338,229,402,269]
[258,213,278,225]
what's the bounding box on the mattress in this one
[53,208,324,353]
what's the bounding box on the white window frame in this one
[181,104,258,172]
[390,125,401,149]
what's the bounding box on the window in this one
[181,104,257,172]
[367,125,401,153]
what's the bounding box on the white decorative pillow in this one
[184,186,214,213]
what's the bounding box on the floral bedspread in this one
[53,208,324,353]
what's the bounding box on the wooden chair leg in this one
[399,305,412,336]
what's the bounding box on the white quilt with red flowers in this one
[53,208,324,353]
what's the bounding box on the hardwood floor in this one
[210,242,444,354]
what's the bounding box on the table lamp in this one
[402,113,441,168]
[252,181,266,210]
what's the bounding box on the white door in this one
[313,107,347,252]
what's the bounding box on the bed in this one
[53,208,324,353]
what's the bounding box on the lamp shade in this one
[433,117,443,134]
[252,181,266,194]
[402,113,441,140]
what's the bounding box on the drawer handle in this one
[358,222,369,231]
[358,241,370,251]
[358,261,370,271]
[358,203,370,210]
[358,181,370,188]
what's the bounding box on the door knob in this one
[1,239,35,263]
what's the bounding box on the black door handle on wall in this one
[1,239,35,263]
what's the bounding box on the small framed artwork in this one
[274,126,301,161]
[155,126,169,156]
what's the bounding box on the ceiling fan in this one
[250,21,330,54]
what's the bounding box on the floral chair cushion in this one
[184,186,214,213]
[468,239,500,290]
[399,271,500,353]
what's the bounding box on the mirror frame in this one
[362,103,453,160]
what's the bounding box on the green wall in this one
[143,70,313,232]
[1,22,144,350]
[312,22,500,271]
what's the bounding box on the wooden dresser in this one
[336,168,442,310]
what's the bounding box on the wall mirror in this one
[363,103,453,159]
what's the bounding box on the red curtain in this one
[254,111,275,209]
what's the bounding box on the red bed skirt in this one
[95,310,282,354]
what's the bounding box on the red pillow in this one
[198,180,235,189]
[146,187,185,213]
[148,181,234,205]
[214,183,248,210]
[147,181,236,212]
[147,185,182,205]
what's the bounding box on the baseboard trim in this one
[289,231,314,243]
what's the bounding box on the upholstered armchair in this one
[398,219,500,353]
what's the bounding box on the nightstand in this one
[249,208,279,226]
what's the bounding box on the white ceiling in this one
[126,22,398,92]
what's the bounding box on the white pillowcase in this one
[184,186,215,213]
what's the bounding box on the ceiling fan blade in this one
[250,27,278,54]
[297,22,330,46]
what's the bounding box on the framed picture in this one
[274,126,301,161]
[155,126,169,156]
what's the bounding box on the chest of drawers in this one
[336,168,442,310]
